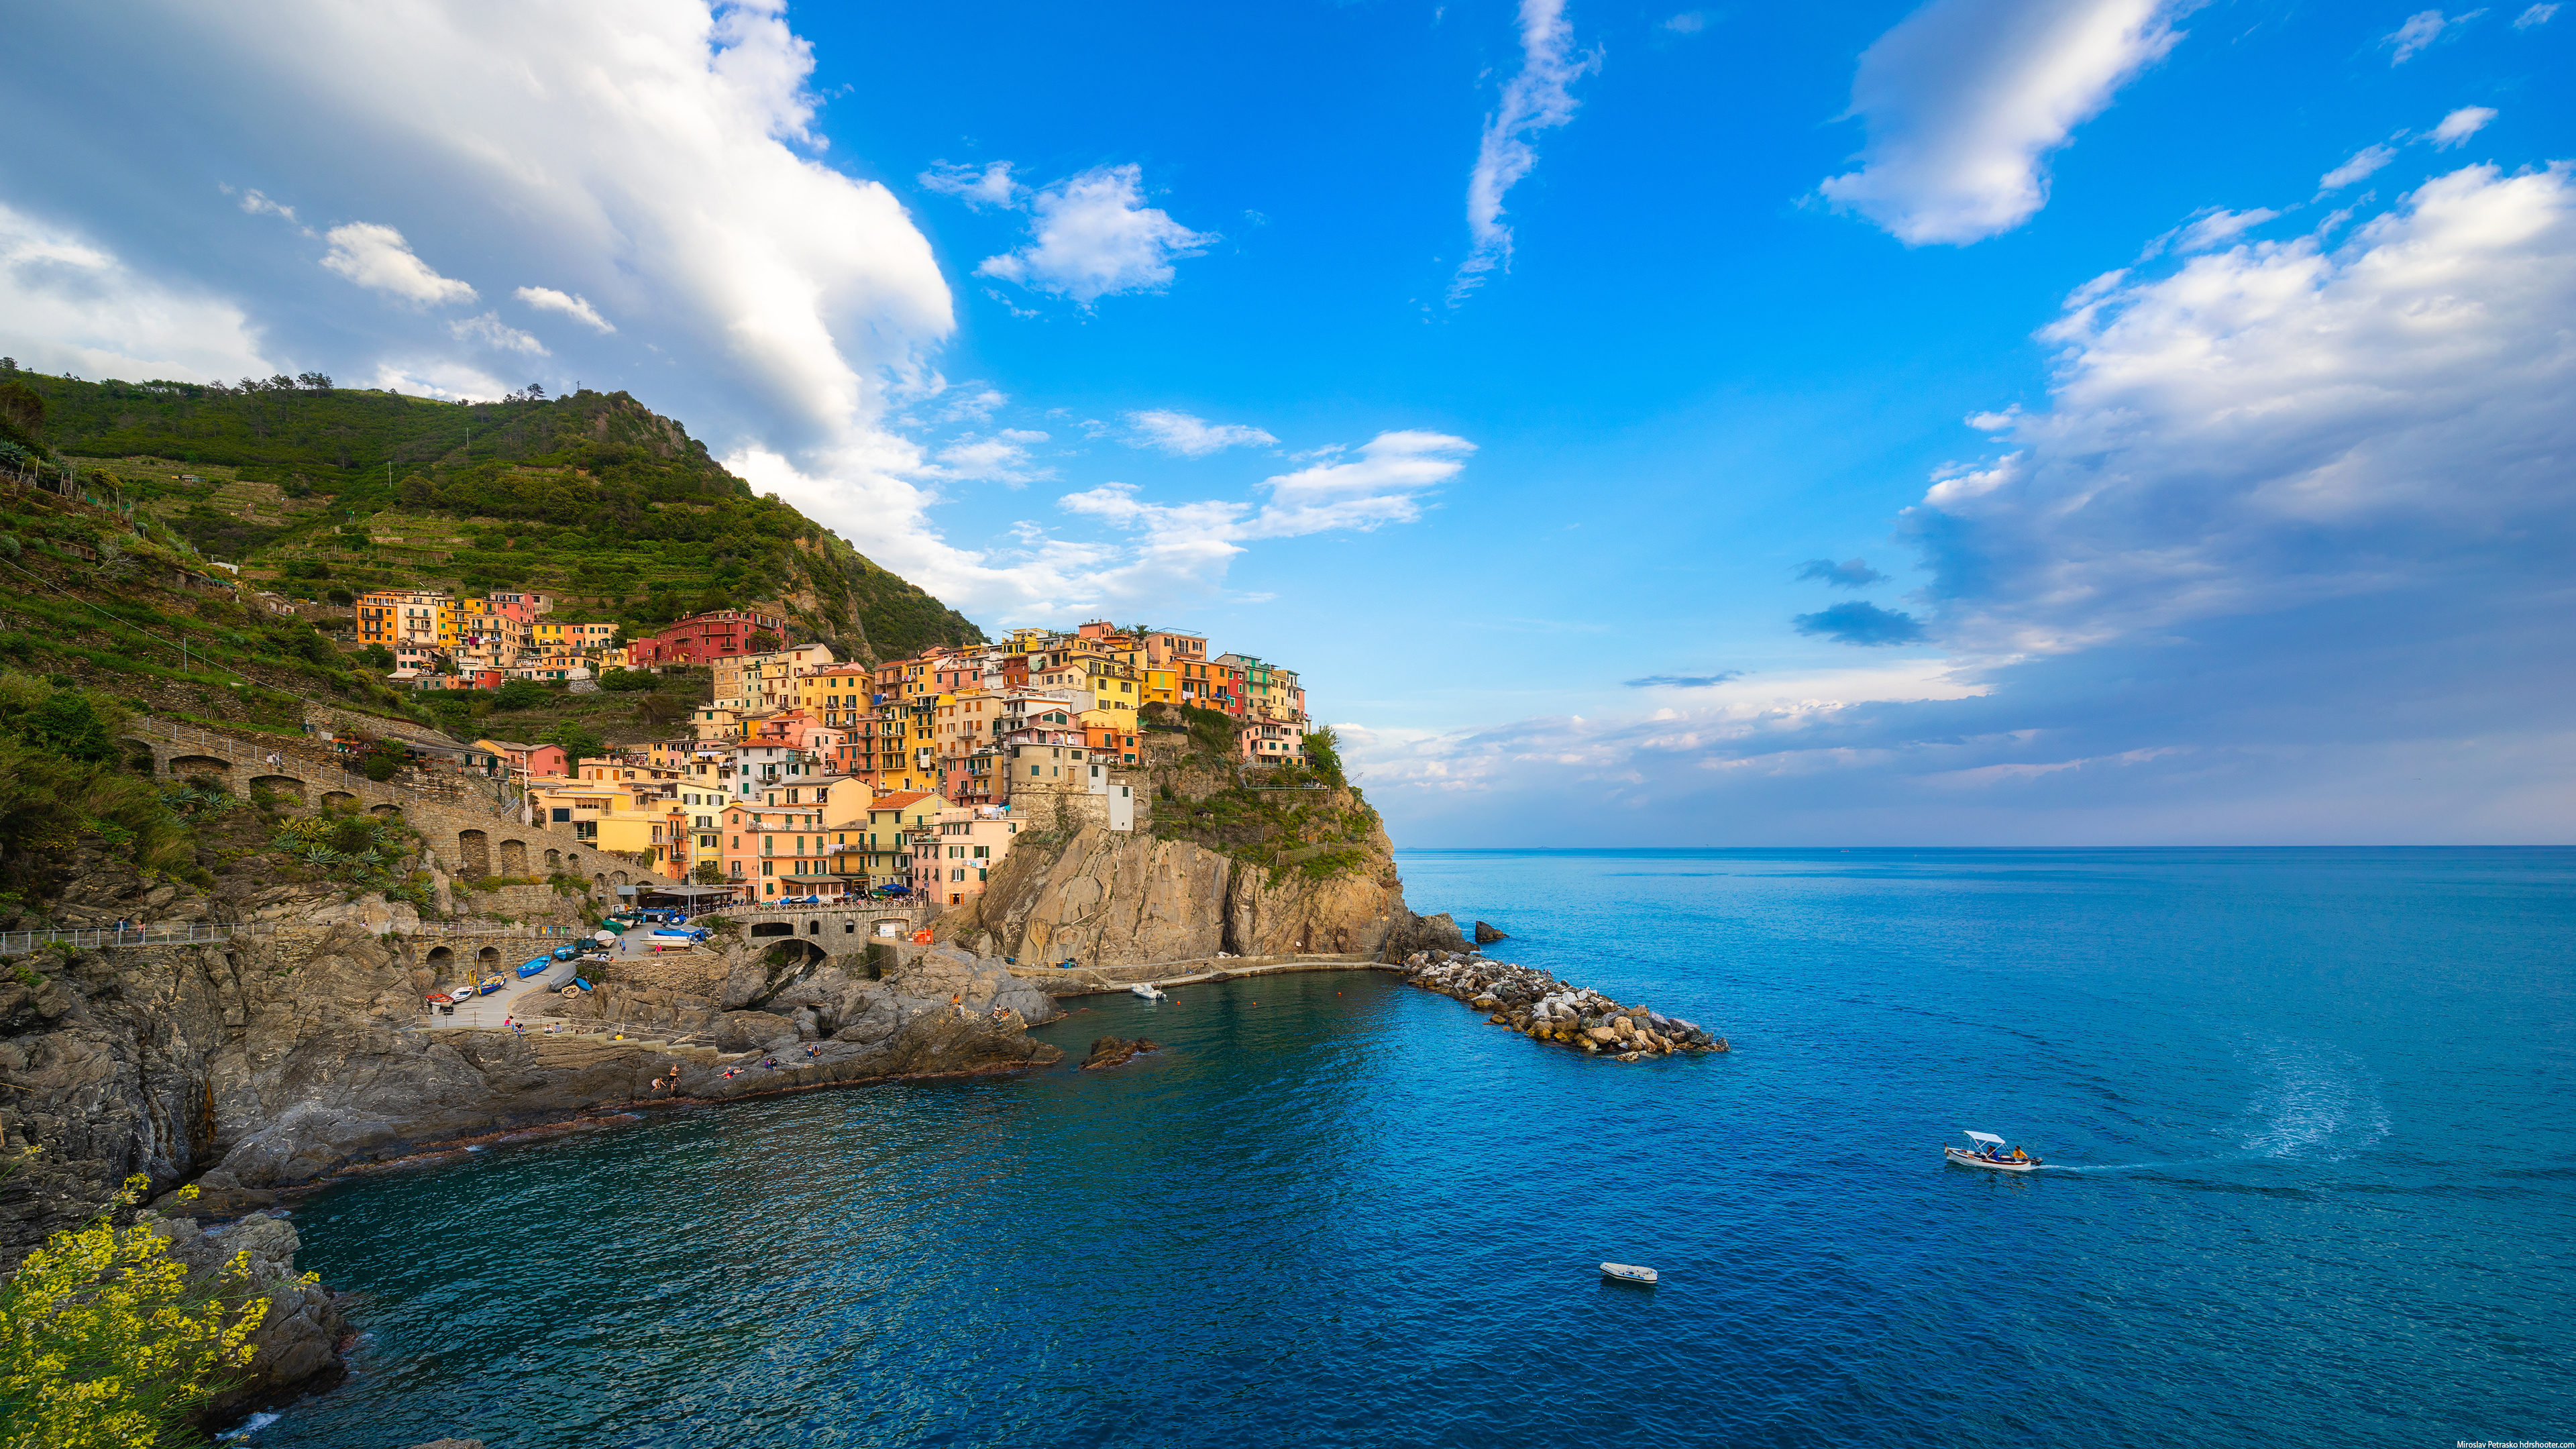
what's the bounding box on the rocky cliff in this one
[935,779,1457,967]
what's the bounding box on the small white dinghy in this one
[1943,1130,2042,1172]
[1129,983,1168,1001]
[1600,1262,1658,1286]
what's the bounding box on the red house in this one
[626,609,787,667]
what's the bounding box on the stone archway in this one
[545,849,560,869]
[750,922,794,938]
[458,829,490,878]
[498,839,529,876]
[249,773,305,802]
[477,946,500,966]
[370,804,399,818]
[609,871,629,887]
[426,946,453,970]
[168,754,231,777]
[593,873,607,894]
[324,790,359,809]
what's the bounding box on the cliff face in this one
[937,785,1436,966]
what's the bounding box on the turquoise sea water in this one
[242,849,2575,1447]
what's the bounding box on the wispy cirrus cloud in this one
[448,311,546,354]
[1122,409,1278,458]
[1820,0,2192,246]
[2429,105,2498,148]
[1451,0,1597,303]
[515,285,614,333]
[2384,8,2483,63]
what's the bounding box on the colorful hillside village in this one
[354,590,1311,909]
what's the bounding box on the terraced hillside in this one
[9,371,984,662]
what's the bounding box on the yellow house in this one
[1139,664,1176,708]
[800,661,877,727]
[532,780,689,879]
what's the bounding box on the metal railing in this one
[0,922,274,957]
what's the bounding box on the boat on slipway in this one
[1943,1130,2042,1172]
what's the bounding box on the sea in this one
[234,848,2575,1448]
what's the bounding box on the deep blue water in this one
[241,848,2575,1447]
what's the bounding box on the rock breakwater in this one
[1401,951,1728,1061]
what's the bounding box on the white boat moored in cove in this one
[1944,1130,2041,1172]
[1600,1262,1658,1285]
[1129,983,1168,1001]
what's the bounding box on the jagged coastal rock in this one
[1402,951,1729,1060]
[1081,1036,1157,1070]
[941,816,1418,966]
[1473,920,1509,945]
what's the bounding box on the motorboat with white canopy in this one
[1943,1130,2042,1172]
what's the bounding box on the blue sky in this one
[3,1,2571,844]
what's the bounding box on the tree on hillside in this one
[492,678,549,710]
[540,720,606,765]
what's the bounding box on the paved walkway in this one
[423,921,712,1032]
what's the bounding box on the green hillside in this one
[0,366,984,661]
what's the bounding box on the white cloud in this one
[2429,105,2498,148]
[2385,8,2485,62]
[2140,206,2279,259]
[928,429,1051,486]
[1819,0,2190,246]
[933,387,1007,423]
[448,311,547,355]
[230,188,303,228]
[1662,11,1709,34]
[2514,3,2561,27]
[918,160,1021,210]
[975,164,1215,304]
[1911,161,2576,653]
[2319,144,2397,191]
[319,221,476,305]
[0,202,278,382]
[1349,162,2576,845]
[514,284,614,333]
[1452,0,1596,302]
[370,358,513,402]
[1122,409,1278,458]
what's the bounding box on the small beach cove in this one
[239,848,2573,1448]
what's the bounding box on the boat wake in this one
[2236,1035,2387,1162]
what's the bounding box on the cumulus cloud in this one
[1909,161,2576,653]
[515,285,614,333]
[0,202,279,382]
[1796,557,1891,588]
[1819,0,2190,246]
[1352,163,2576,845]
[1625,672,1744,688]
[1452,0,1596,302]
[1122,409,1278,458]
[2429,105,2498,148]
[2320,144,2397,191]
[1793,600,1928,645]
[973,164,1214,304]
[319,221,476,305]
[447,311,547,354]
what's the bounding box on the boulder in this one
[716,1010,796,1052]
[1472,920,1509,945]
[1081,1036,1157,1070]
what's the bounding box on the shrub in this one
[0,1171,285,1448]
